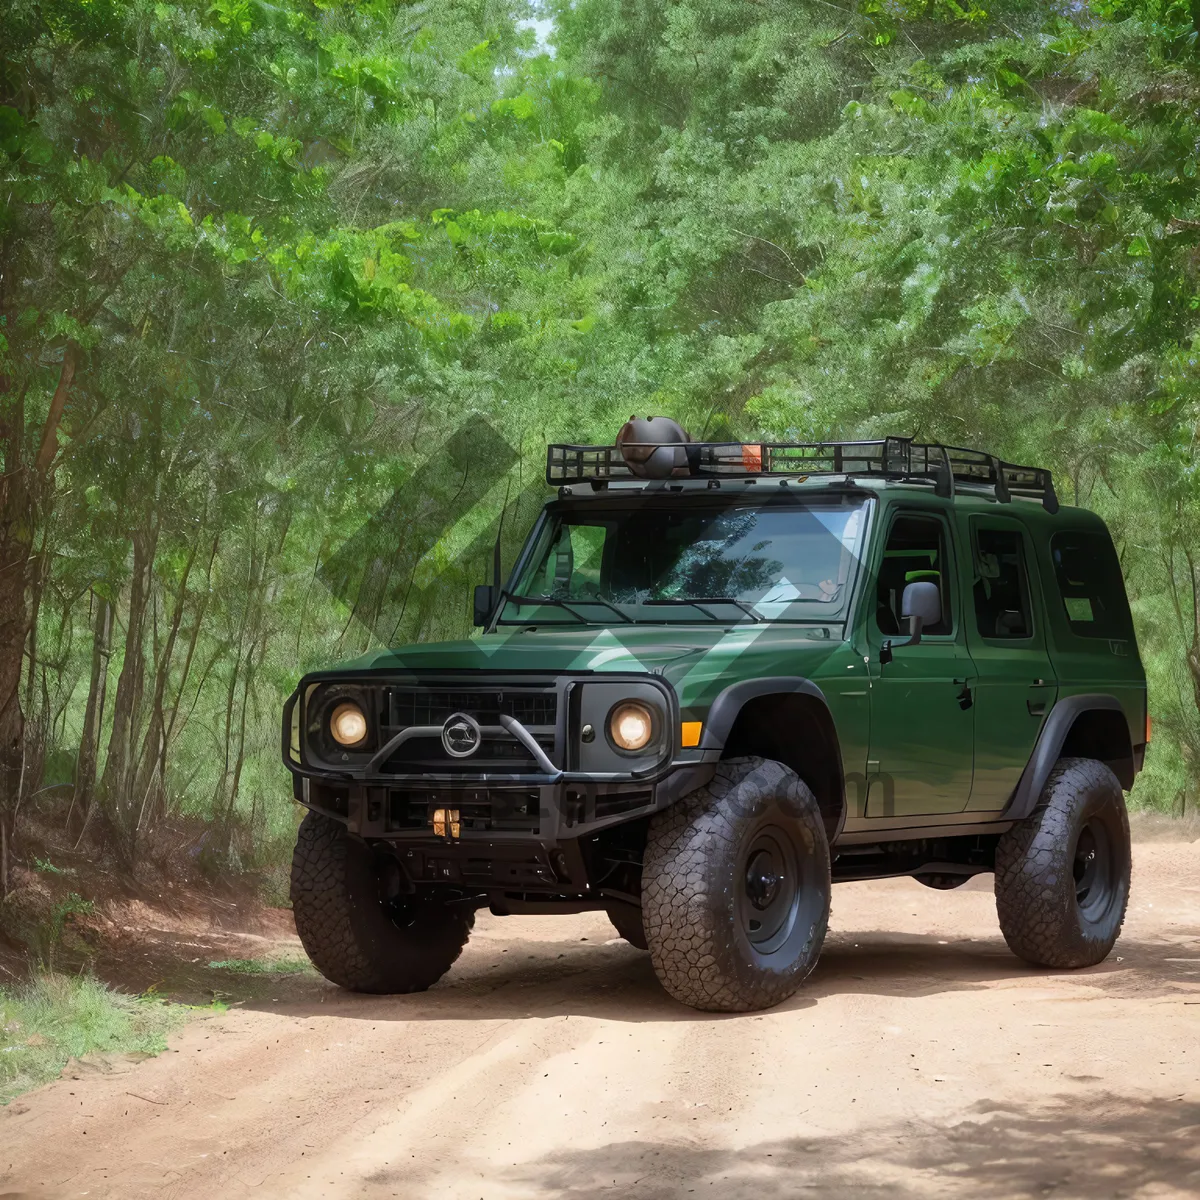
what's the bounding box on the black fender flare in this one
[698,676,830,750]
[1003,693,1129,822]
[693,676,847,841]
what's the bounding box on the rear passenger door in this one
[961,515,1057,812]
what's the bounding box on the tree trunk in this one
[16,522,54,823]
[213,507,263,839]
[161,533,219,758]
[23,520,50,719]
[0,545,29,897]
[72,593,113,845]
[0,346,77,895]
[1186,551,1200,722]
[100,516,159,864]
[0,377,30,898]
[224,620,268,838]
[131,535,198,835]
[0,807,10,900]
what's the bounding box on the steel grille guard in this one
[282,672,686,788]
[365,713,557,776]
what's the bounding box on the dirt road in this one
[3,838,1199,1199]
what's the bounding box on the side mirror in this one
[900,581,941,645]
[473,584,497,628]
[880,581,941,665]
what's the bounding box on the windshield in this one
[500,497,870,625]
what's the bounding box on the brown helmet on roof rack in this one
[615,416,693,479]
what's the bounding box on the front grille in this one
[384,688,556,729]
[375,685,557,774]
[388,789,542,834]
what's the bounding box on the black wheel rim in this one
[737,825,802,955]
[1073,817,1115,921]
[385,895,420,928]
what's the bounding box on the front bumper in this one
[293,759,715,841]
[293,763,715,906]
[284,670,715,844]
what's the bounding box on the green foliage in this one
[0,973,193,1104]
[2,0,563,867]
[542,0,1200,806]
[31,856,69,875]
[2,0,1199,882]
[31,893,97,968]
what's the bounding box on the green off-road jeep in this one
[282,425,1147,1012]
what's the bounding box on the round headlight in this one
[609,701,655,752]
[330,701,368,747]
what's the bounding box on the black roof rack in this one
[545,436,1059,512]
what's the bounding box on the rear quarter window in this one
[1049,530,1134,640]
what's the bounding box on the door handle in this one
[1027,679,1052,717]
[953,678,973,711]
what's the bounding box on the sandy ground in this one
[2,840,1199,1200]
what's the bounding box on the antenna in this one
[493,474,513,591]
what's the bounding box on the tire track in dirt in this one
[2,842,1199,1199]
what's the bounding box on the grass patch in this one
[32,856,73,876]
[207,956,313,975]
[0,974,200,1105]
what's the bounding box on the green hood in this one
[339,624,853,712]
[344,626,714,677]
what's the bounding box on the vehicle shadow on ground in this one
[230,929,1199,1024]
[815,929,1200,1001]
[467,1092,1200,1198]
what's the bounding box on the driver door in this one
[866,510,975,817]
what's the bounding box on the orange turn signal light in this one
[1145,713,1152,745]
[681,721,703,748]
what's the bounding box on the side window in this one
[1050,529,1134,639]
[875,514,953,636]
[972,525,1033,640]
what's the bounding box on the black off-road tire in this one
[606,902,648,950]
[642,757,831,1013]
[290,811,473,994]
[994,757,1131,969]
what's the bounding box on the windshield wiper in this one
[642,597,763,623]
[502,592,635,624]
